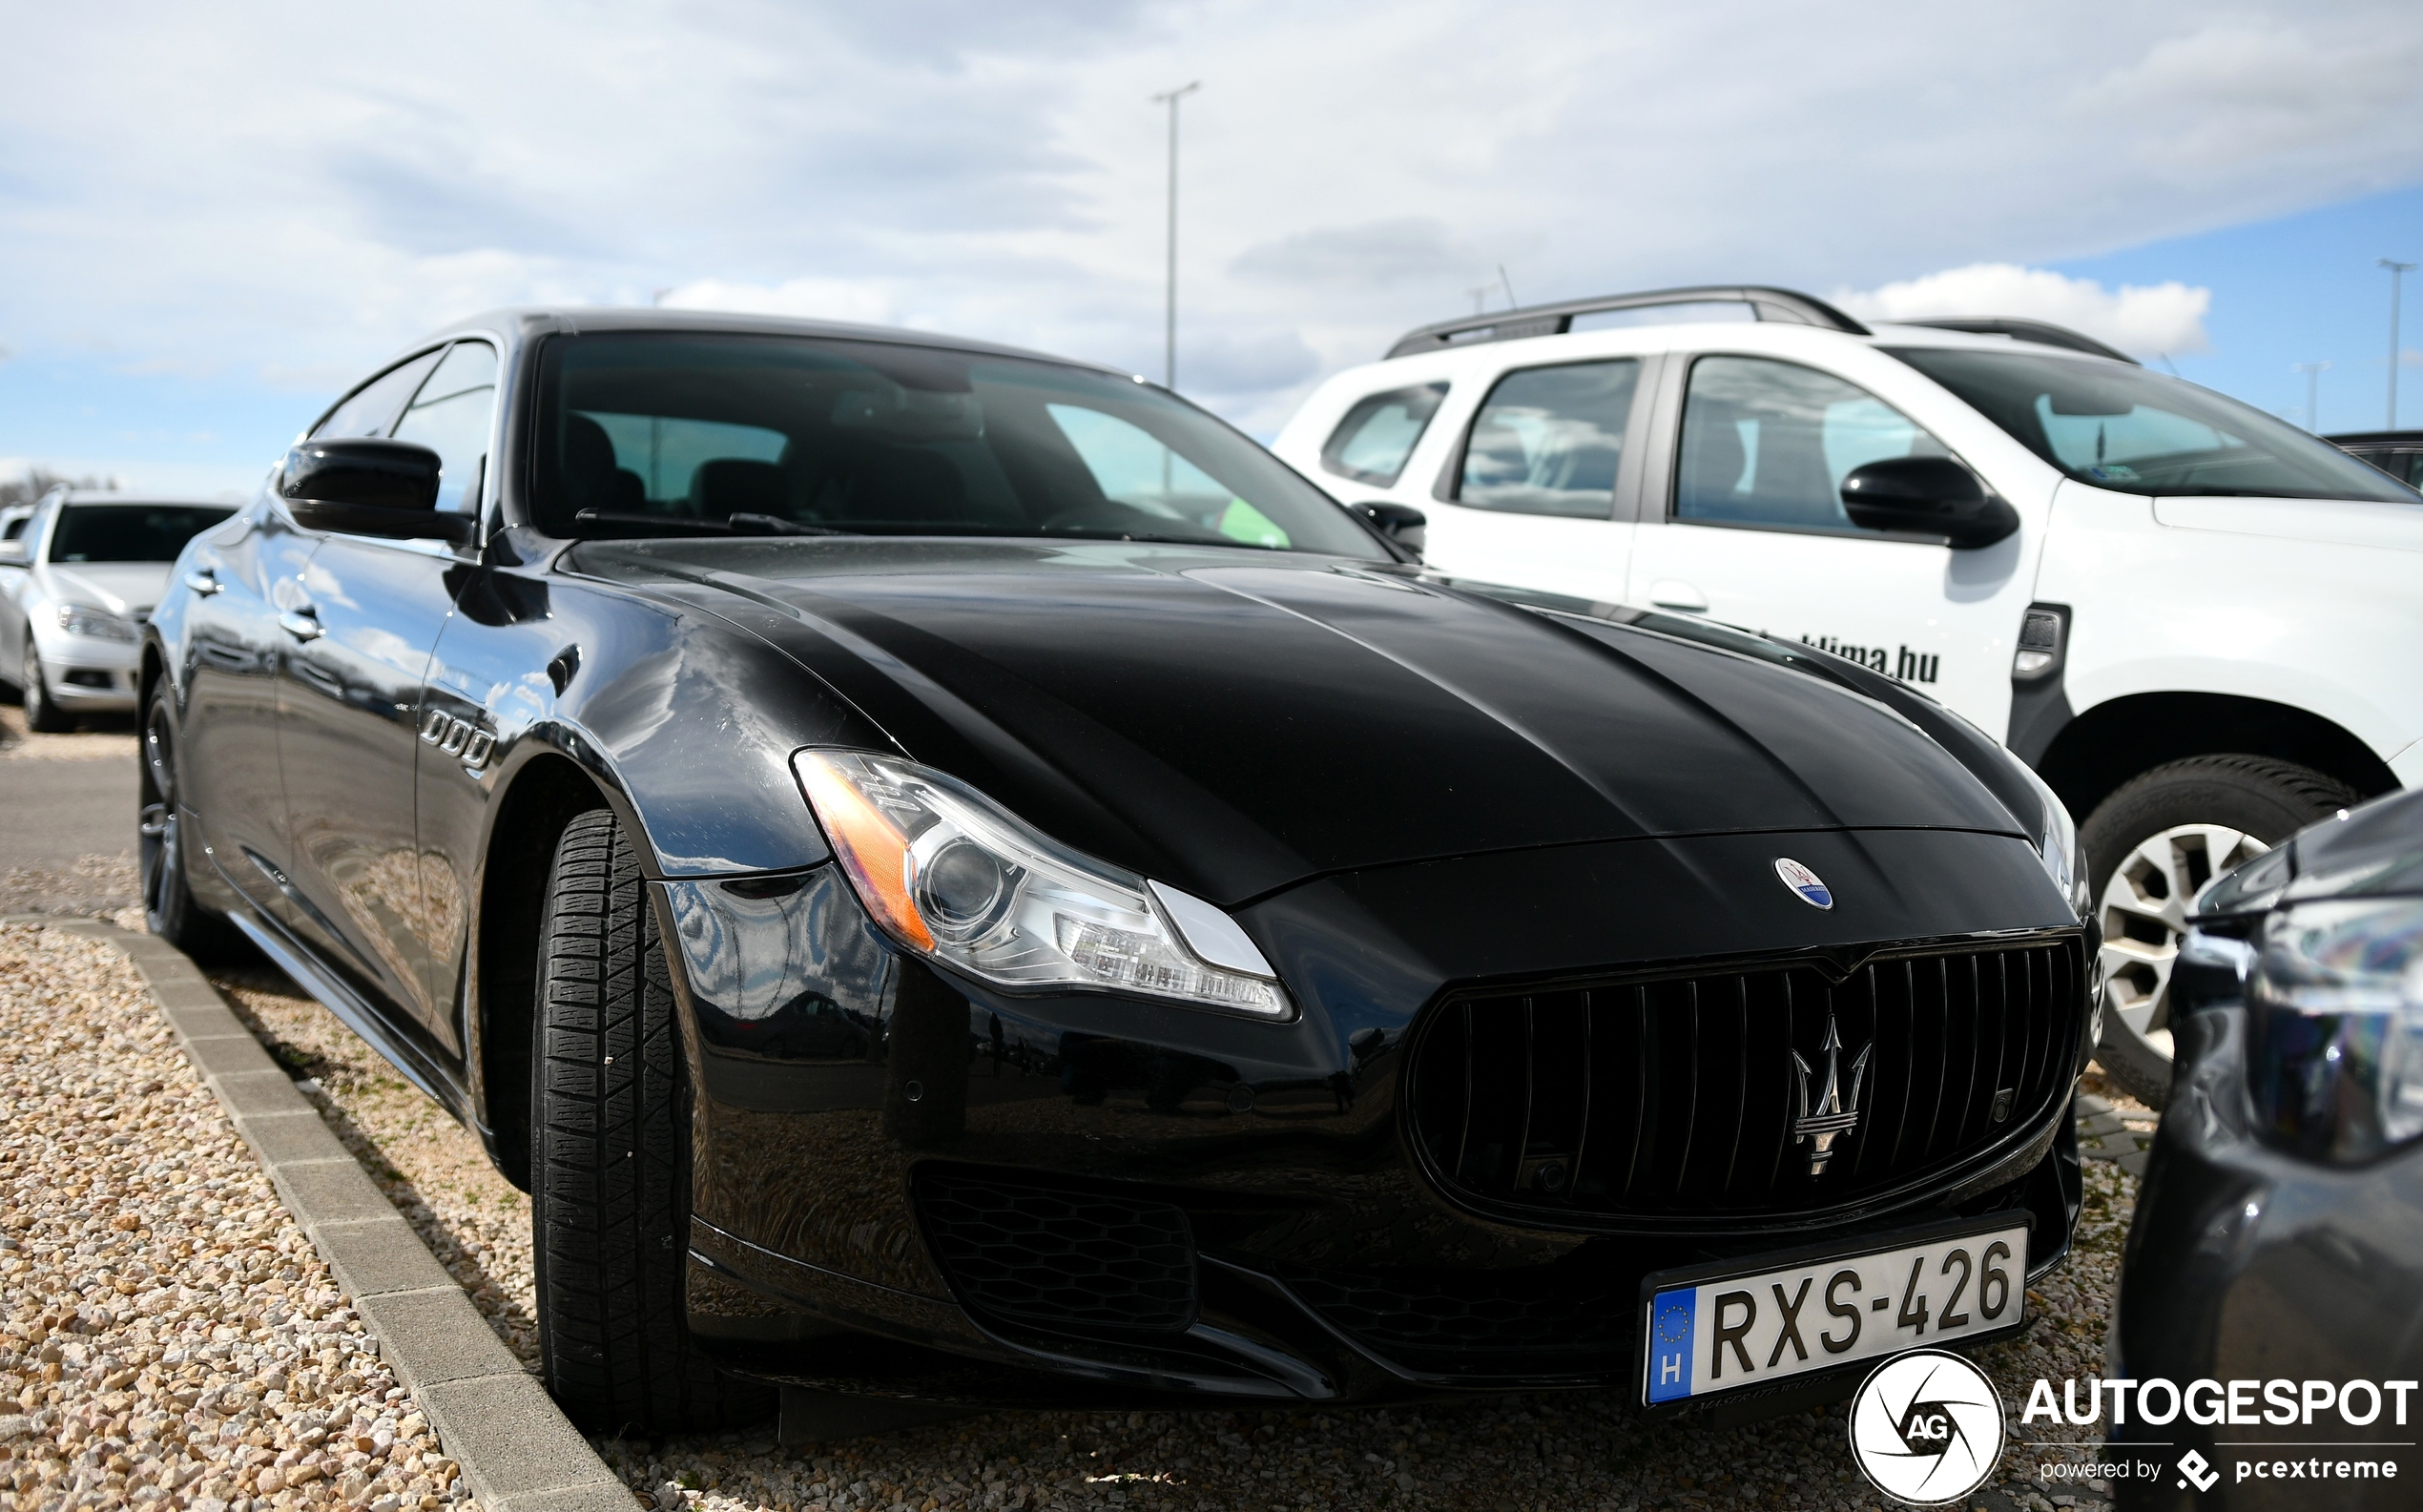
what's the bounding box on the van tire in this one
[530,807,775,1434]
[2081,755,2357,1109]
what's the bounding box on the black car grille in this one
[914,1171,1199,1334]
[1404,937,2084,1224]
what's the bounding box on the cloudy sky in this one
[3,0,2421,494]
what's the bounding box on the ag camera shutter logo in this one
[1848,1350,2006,1504]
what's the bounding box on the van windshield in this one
[1888,347,2419,503]
[531,332,1387,557]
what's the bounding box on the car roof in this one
[1377,284,2136,368]
[413,306,1136,381]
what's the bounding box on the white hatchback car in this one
[0,490,233,730]
[1274,285,2423,1107]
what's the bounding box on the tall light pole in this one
[1151,82,1201,391]
[2382,259,2416,430]
[2294,361,2332,433]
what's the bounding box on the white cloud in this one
[1837,264,2214,357]
[659,277,894,326]
[0,0,2416,447]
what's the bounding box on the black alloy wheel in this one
[22,647,71,733]
[138,681,246,961]
[2081,754,2358,1109]
[530,807,774,1434]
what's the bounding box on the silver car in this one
[0,491,233,729]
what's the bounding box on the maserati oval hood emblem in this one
[1774,857,1833,909]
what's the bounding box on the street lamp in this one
[2382,259,2416,430]
[2293,361,2332,433]
[1150,82,1201,391]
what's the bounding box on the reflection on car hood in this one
[40,562,172,618]
[569,539,2025,904]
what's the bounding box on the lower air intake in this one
[915,1170,1199,1334]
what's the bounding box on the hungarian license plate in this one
[1641,1213,2028,1404]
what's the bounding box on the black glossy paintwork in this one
[2112,791,2423,1508]
[145,306,2091,1409]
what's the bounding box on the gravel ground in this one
[0,922,465,1512]
[0,702,143,921]
[204,953,2146,1512]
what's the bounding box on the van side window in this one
[1455,360,1640,518]
[1320,383,1446,487]
[1675,356,1950,532]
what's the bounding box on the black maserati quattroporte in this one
[144,308,2095,1431]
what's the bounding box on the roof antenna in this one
[1465,284,1492,314]
[1498,264,1519,309]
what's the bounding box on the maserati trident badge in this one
[1791,1016,1872,1176]
[1774,857,1833,908]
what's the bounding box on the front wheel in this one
[2081,755,2357,1109]
[530,807,774,1434]
[22,648,72,733]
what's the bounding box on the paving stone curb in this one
[8,916,637,1512]
[2074,1090,2154,1177]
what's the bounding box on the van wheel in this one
[2081,756,2357,1109]
[530,807,774,1434]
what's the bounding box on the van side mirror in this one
[1838,456,2018,549]
[280,438,475,545]
[1356,501,1427,558]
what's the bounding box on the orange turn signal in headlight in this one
[796,750,934,951]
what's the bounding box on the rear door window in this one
[1675,356,1950,532]
[1319,383,1446,487]
[1454,360,1640,517]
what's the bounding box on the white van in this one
[1274,286,2423,1107]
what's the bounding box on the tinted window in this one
[2,515,25,542]
[49,505,234,563]
[532,333,1384,557]
[1320,383,1446,487]
[391,342,499,514]
[1676,357,1951,531]
[314,349,445,441]
[1892,347,2419,503]
[1455,360,1639,518]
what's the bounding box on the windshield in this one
[1888,347,2420,503]
[48,505,234,564]
[532,332,1387,557]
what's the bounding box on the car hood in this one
[39,562,171,618]
[569,539,2025,904]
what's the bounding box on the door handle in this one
[1647,579,1709,612]
[278,611,323,641]
[184,570,223,596]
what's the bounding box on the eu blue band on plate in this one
[1646,1289,1695,1402]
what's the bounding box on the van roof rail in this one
[1383,285,1871,359]
[1890,317,2140,365]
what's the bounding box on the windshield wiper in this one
[574,509,856,537]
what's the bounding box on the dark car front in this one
[2111,791,2423,1506]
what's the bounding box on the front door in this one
[1626,353,2033,733]
[272,339,497,1052]
[1419,355,1652,605]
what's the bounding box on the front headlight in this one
[56,603,136,642]
[2247,898,2423,1163]
[793,750,1289,1019]
[2009,756,2084,916]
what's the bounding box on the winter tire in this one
[2081,755,2358,1109]
[530,807,774,1434]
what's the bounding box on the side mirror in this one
[0,539,25,567]
[280,438,475,545]
[1838,457,2018,549]
[1356,501,1427,558]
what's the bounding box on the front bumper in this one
[30,623,140,709]
[2109,939,2423,1507]
[659,826,2092,1408]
